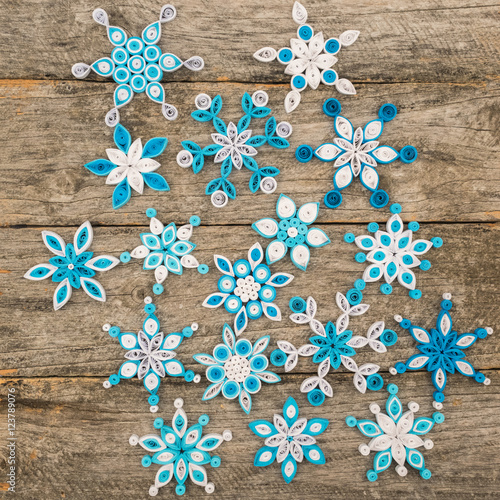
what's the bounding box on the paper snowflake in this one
[84,124,169,209]
[120,209,204,296]
[202,243,294,335]
[129,397,232,496]
[295,99,418,209]
[390,293,493,408]
[249,396,329,483]
[102,297,200,412]
[177,91,292,207]
[72,5,204,126]
[253,2,359,113]
[346,383,444,481]
[252,194,330,271]
[24,221,119,310]
[273,294,398,406]
[344,212,442,299]
[194,324,280,414]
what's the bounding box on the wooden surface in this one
[1,0,499,499]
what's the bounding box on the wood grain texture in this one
[0,0,499,498]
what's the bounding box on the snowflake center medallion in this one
[224,355,251,382]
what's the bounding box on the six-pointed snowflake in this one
[391,293,493,407]
[275,294,397,406]
[249,396,329,483]
[202,242,294,335]
[345,213,442,298]
[253,2,359,113]
[103,297,200,412]
[124,209,202,296]
[177,91,292,207]
[194,324,280,414]
[296,100,418,209]
[24,221,119,310]
[84,124,169,209]
[346,384,443,481]
[252,194,330,270]
[72,5,204,126]
[129,398,232,496]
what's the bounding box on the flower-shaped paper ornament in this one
[24,221,119,310]
[194,324,280,414]
[390,293,493,409]
[202,242,294,335]
[129,397,232,496]
[252,194,330,270]
[253,2,359,112]
[249,396,329,483]
[85,124,169,209]
[72,4,204,126]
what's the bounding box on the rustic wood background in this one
[1,0,499,498]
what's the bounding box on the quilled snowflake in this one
[194,324,280,414]
[344,208,443,299]
[202,243,294,335]
[249,396,329,483]
[24,221,119,310]
[129,397,232,496]
[345,383,444,481]
[295,99,418,209]
[390,293,493,409]
[253,2,359,113]
[72,5,204,126]
[252,194,331,271]
[102,296,200,412]
[84,124,169,209]
[120,209,206,296]
[272,294,397,406]
[177,91,292,207]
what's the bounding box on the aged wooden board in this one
[0,0,499,83]
[1,79,499,226]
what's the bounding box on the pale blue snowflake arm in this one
[252,194,330,270]
[254,2,359,112]
[177,92,292,207]
[129,397,232,496]
[202,242,294,335]
[249,396,329,483]
[193,324,280,414]
[102,296,201,413]
[71,5,204,126]
[296,99,418,209]
[390,293,493,409]
[24,221,119,310]
[346,384,444,481]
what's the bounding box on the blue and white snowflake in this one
[194,324,280,414]
[72,5,204,126]
[344,212,442,299]
[249,396,329,483]
[274,294,397,406]
[295,99,418,209]
[84,124,169,209]
[177,91,292,207]
[202,242,294,335]
[253,2,359,113]
[122,209,203,296]
[252,194,330,270]
[24,221,119,310]
[102,297,200,412]
[390,293,493,408]
[129,397,232,496]
[346,383,443,481]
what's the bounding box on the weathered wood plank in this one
[0,0,499,83]
[1,80,499,226]
[2,223,498,377]
[0,372,498,499]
